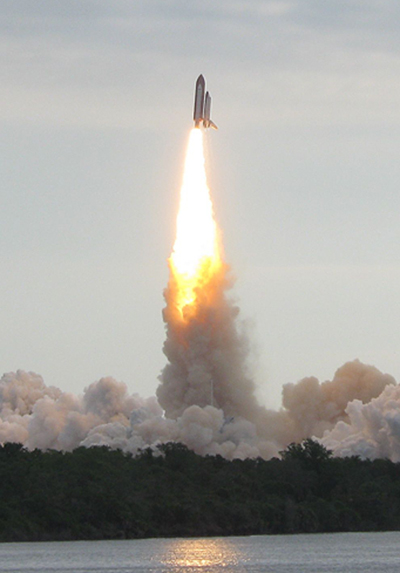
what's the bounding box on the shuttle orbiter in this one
[193,75,217,130]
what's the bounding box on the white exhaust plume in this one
[321,383,400,461]
[281,360,395,442]
[157,265,262,421]
[0,358,397,460]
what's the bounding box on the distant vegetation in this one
[1,439,400,541]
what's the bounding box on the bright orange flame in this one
[169,129,222,315]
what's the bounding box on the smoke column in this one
[157,129,260,422]
[1,130,400,460]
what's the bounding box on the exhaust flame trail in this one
[169,129,222,315]
[157,128,261,422]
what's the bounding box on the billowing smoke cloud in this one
[321,383,400,461]
[157,263,262,421]
[281,360,395,442]
[0,370,161,452]
[1,300,397,460]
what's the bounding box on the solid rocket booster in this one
[193,75,217,130]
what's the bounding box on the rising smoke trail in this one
[157,129,261,422]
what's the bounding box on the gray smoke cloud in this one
[321,383,400,461]
[157,263,262,421]
[1,263,398,460]
[0,371,161,452]
[0,359,396,459]
[0,359,397,459]
[281,360,395,442]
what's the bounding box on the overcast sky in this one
[2,0,400,407]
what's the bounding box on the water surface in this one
[0,531,399,572]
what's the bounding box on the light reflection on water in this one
[158,537,244,571]
[0,532,399,572]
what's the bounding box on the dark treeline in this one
[1,439,400,541]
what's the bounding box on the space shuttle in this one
[193,75,218,130]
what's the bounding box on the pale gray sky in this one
[2,0,400,407]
